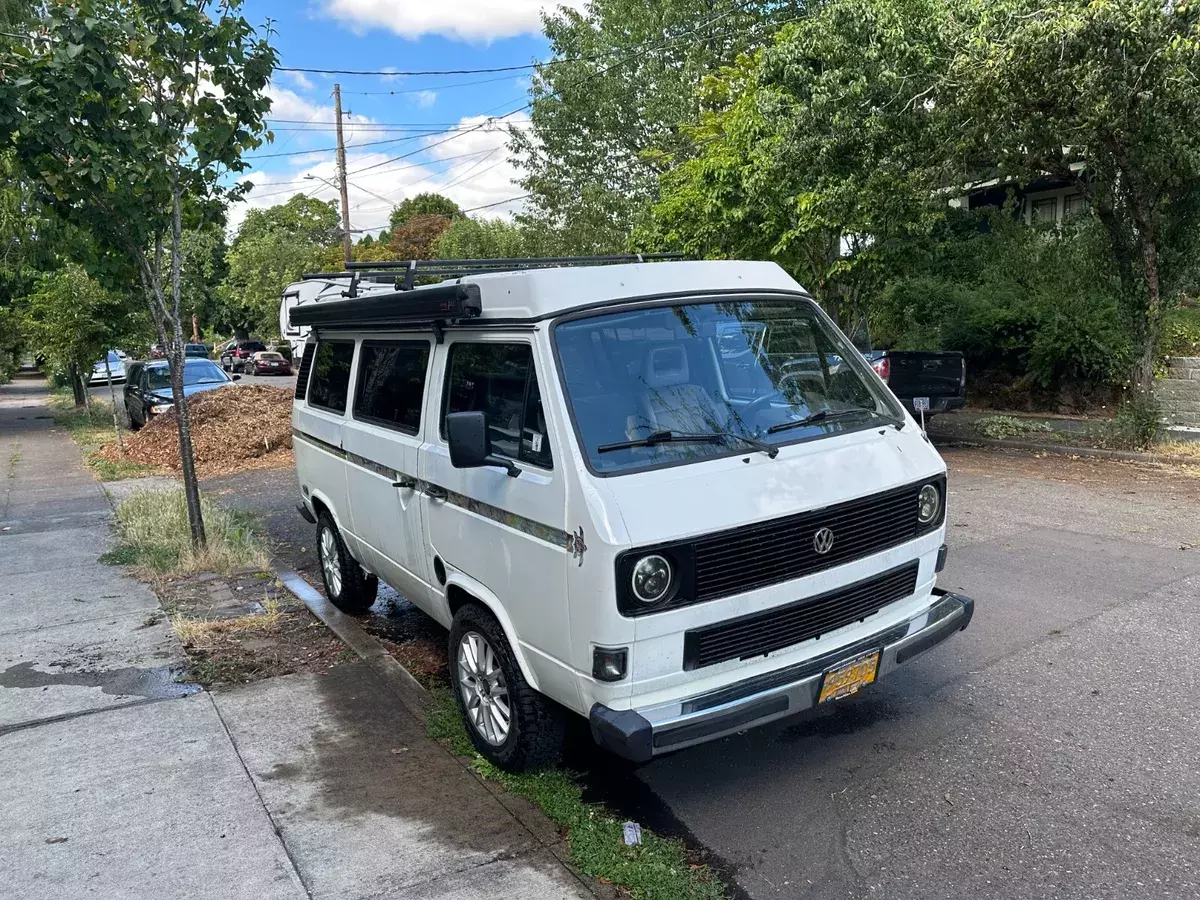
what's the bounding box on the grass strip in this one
[106,487,268,575]
[49,394,159,481]
[426,684,725,900]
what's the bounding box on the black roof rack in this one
[304,252,685,292]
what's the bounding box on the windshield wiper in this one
[597,429,778,459]
[767,407,882,435]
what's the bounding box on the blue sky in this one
[232,0,581,234]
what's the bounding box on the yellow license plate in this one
[818,651,880,704]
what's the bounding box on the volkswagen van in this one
[291,257,974,770]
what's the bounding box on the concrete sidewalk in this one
[0,371,593,900]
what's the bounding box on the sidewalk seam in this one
[0,695,176,738]
[206,690,316,900]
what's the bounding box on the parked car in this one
[123,358,239,429]
[292,257,973,771]
[221,339,267,373]
[149,343,166,359]
[864,350,966,418]
[248,350,292,375]
[184,343,211,359]
[89,350,127,384]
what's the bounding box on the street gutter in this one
[931,435,1199,466]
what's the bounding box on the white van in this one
[279,274,397,362]
[291,257,974,770]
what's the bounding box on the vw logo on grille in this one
[813,527,835,555]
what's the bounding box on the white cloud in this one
[413,90,437,109]
[229,113,532,238]
[284,70,315,91]
[320,0,587,42]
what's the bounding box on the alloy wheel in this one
[457,631,511,746]
[319,526,342,598]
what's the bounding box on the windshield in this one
[554,297,903,475]
[145,360,230,391]
[95,351,121,367]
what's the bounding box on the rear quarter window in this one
[354,341,430,434]
[307,340,355,414]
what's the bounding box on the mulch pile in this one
[97,385,295,479]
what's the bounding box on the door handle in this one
[391,476,416,489]
[424,484,448,501]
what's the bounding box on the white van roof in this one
[289,259,810,332]
[457,260,806,321]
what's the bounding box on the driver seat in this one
[627,345,731,438]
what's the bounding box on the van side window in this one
[442,342,553,469]
[353,341,430,434]
[308,340,355,414]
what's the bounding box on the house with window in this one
[948,161,1089,225]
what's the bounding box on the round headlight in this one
[917,483,941,524]
[631,554,673,605]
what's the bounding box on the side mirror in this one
[231,374,242,382]
[446,411,520,477]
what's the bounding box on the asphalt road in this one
[207,448,1200,900]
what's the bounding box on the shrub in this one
[975,415,1052,439]
[1159,307,1200,359]
[1089,394,1161,451]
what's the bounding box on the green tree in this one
[640,0,945,328]
[937,0,1200,392]
[388,192,461,229]
[18,264,142,451]
[179,226,229,339]
[223,194,341,337]
[0,0,277,546]
[513,0,782,254]
[434,216,538,260]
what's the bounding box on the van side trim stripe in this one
[293,428,585,562]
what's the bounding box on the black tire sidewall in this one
[448,605,559,769]
[315,513,377,614]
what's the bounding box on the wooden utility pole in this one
[333,83,352,266]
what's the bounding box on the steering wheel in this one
[739,389,788,424]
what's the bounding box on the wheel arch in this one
[445,575,540,691]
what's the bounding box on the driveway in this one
[209,448,1200,900]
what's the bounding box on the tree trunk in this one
[68,363,86,407]
[80,367,93,417]
[1131,236,1162,395]
[104,355,125,458]
[169,183,206,548]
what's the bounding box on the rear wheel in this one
[449,604,564,771]
[316,512,378,614]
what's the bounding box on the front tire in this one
[449,604,564,771]
[316,512,378,613]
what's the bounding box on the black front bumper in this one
[590,589,975,763]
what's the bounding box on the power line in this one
[342,73,521,96]
[272,0,762,79]
[243,148,495,201]
[266,119,463,127]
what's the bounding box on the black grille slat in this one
[691,482,925,601]
[683,563,919,670]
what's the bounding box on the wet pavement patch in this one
[0,660,198,700]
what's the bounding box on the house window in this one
[1063,194,1088,219]
[1031,197,1058,224]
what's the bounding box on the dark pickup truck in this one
[864,350,966,417]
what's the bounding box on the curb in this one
[931,435,1199,466]
[275,568,432,719]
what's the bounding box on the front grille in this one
[692,480,933,602]
[682,562,919,670]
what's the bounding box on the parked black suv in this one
[220,340,267,373]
